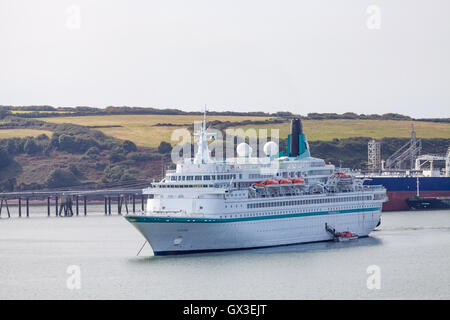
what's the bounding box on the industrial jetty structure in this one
[125,113,387,255]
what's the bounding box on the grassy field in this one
[0,129,54,139]
[41,115,450,147]
[43,114,273,147]
[238,119,450,141]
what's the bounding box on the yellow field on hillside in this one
[0,129,54,139]
[237,119,450,141]
[42,115,450,147]
[43,114,273,147]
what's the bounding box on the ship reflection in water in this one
[151,235,383,259]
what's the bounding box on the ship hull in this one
[125,208,381,255]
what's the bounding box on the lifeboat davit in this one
[292,178,305,184]
[279,178,292,185]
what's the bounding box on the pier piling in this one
[58,196,74,217]
[0,198,11,218]
[0,188,143,218]
[124,196,129,215]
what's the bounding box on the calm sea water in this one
[0,204,449,300]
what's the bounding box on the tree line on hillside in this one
[1,106,448,123]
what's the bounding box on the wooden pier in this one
[0,189,146,218]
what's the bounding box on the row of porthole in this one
[217,216,353,226]
[218,205,378,219]
[218,208,359,219]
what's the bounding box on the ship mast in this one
[193,107,211,164]
[416,177,420,197]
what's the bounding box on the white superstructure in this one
[126,113,387,255]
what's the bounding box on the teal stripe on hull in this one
[125,207,380,224]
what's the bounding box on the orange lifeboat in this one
[253,182,266,187]
[279,178,292,185]
[292,178,305,184]
[334,172,350,178]
[264,179,279,185]
[335,231,358,239]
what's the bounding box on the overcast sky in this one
[0,0,449,117]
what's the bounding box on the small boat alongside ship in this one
[325,223,359,242]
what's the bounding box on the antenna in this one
[203,105,207,131]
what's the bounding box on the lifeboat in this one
[279,178,292,185]
[253,182,266,187]
[292,178,305,184]
[264,179,279,185]
[334,231,358,242]
[334,172,350,178]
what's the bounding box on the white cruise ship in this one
[126,113,387,255]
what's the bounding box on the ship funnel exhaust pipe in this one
[287,118,310,158]
[289,118,302,157]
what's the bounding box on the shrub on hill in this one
[0,178,16,192]
[109,146,126,162]
[102,164,139,183]
[24,138,42,155]
[68,164,83,177]
[85,147,100,159]
[158,141,172,154]
[122,140,137,153]
[0,146,12,169]
[45,168,79,188]
[127,152,155,162]
[0,108,11,119]
[58,134,77,152]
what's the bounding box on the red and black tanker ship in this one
[363,176,450,211]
